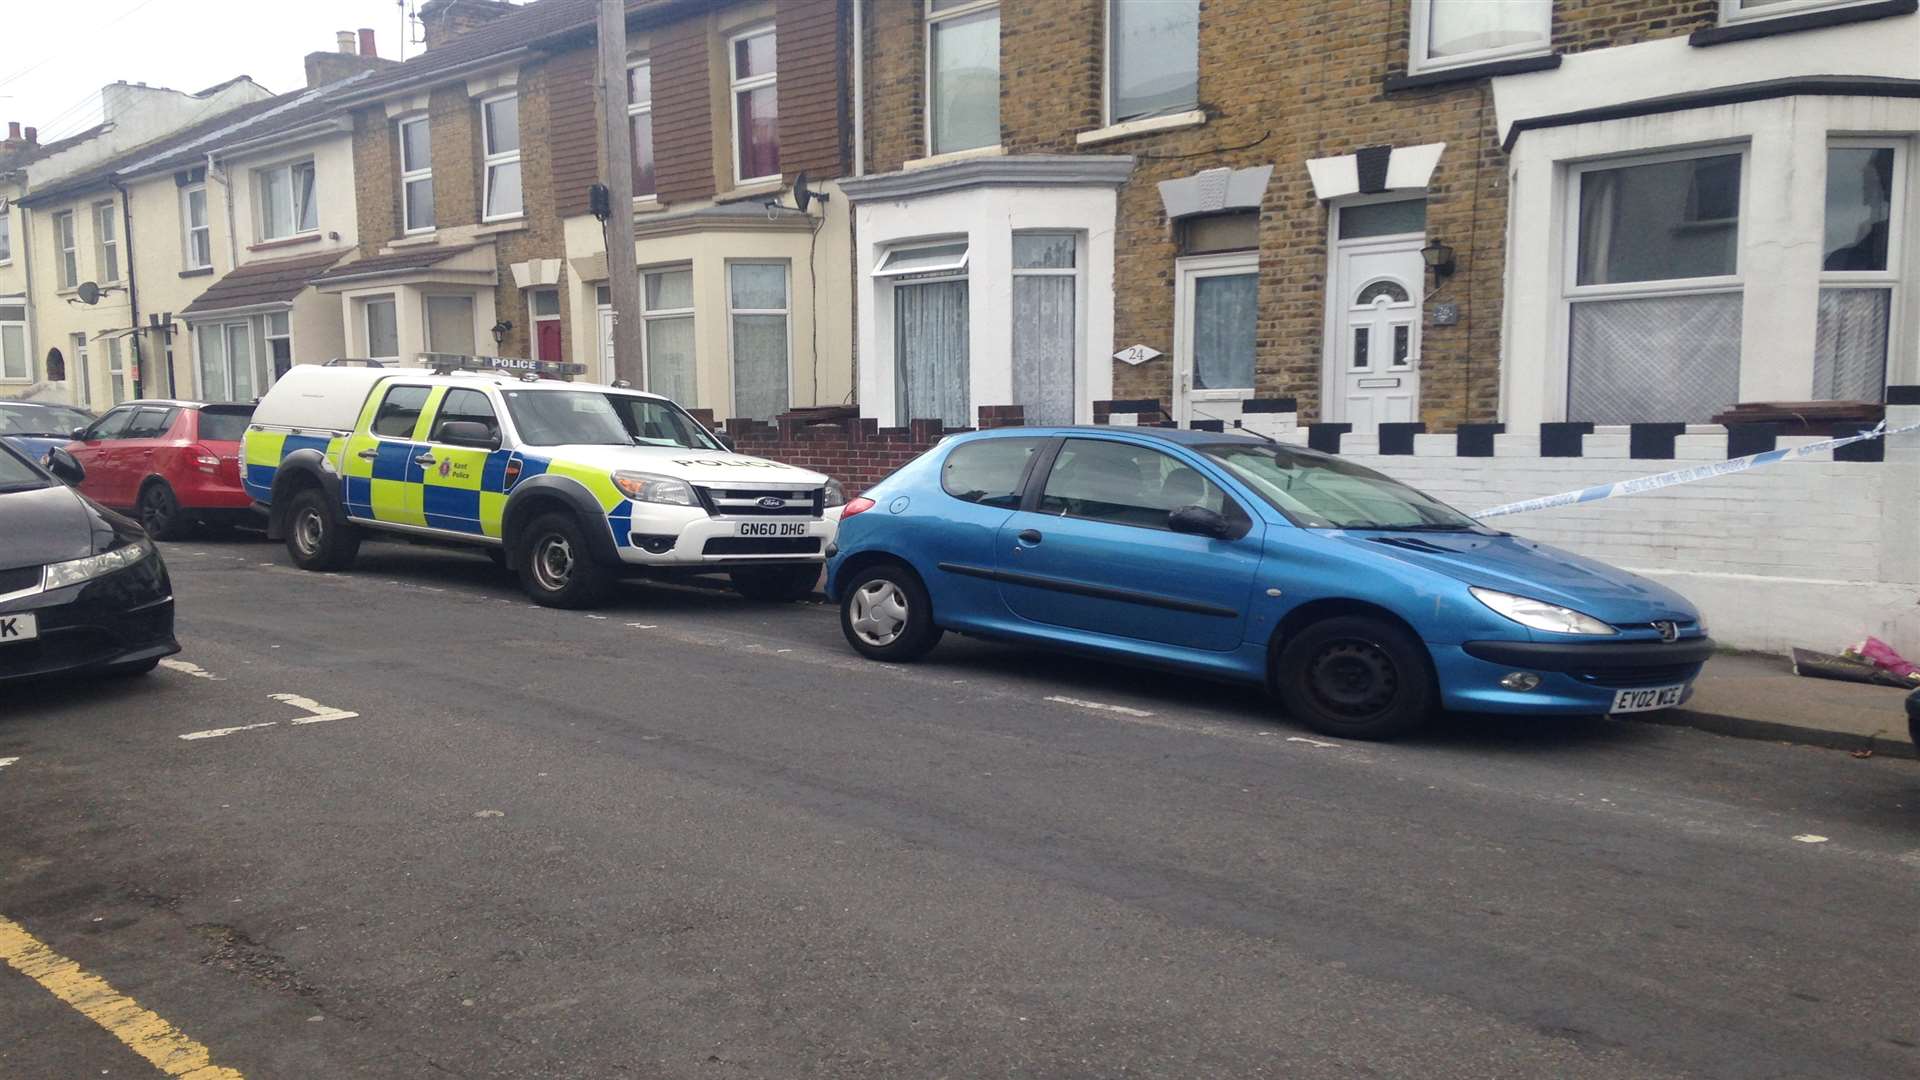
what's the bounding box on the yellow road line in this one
[0,913,243,1079]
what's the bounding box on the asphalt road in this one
[2,533,1917,1079]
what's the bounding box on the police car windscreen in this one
[501,389,634,446]
[603,395,720,451]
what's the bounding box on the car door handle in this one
[356,448,380,461]
[1017,529,1043,544]
[414,453,437,466]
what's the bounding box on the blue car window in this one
[1200,442,1478,530]
[941,436,1046,508]
[1038,438,1230,530]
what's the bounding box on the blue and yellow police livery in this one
[243,356,846,608]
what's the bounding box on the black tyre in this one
[839,562,942,662]
[516,511,613,608]
[284,488,360,571]
[137,481,187,541]
[1274,615,1435,740]
[730,564,821,603]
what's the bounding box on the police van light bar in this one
[420,353,587,378]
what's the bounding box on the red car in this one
[66,400,256,539]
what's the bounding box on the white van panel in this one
[250,365,430,432]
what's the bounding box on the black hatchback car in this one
[0,440,179,683]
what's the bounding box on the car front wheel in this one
[516,511,613,608]
[1275,615,1435,740]
[284,489,360,571]
[839,562,942,662]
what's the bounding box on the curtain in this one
[197,327,225,400]
[426,296,476,355]
[896,280,970,427]
[646,315,697,406]
[1012,276,1075,425]
[1110,0,1199,121]
[1426,0,1548,59]
[731,315,788,420]
[1568,293,1742,423]
[1812,288,1890,401]
[224,324,253,402]
[1192,273,1256,390]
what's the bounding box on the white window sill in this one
[251,233,323,253]
[389,233,440,248]
[475,218,527,236]
[904,144,1005,171]
[713,180,786,204]
[633,196,663,215]
[1076,110,1206,146]
[1405,47,1553,79]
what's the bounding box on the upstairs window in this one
[728,27,779,184]
[481,94,523,220]
[399,116,435,233]
[627,60,656,198]
[53,211,77,288]
[927,0,999,155]
[1721,0,1882,23]
[0,209,11,264]
[1409,0,1552,75]
[1106,0,1199,125]
[181,178,211,270]
[258,159,318,240]
[94,201,120,283]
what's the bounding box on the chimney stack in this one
[307,28,397,87]
[6,123,19,141]
[337,30,357,54]
[359,28,377,58]
[24,127,36,145]
[418,0,516,51]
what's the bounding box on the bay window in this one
[54,211,77,289]
[728,27,779,184]
[425,295,476,355]
[481,94,523,220]
[1106,0,1199,125]
[94,201,120,282]
[1011,233,1079,425]
[364,296,399,359]
[927,0,999,155]
[878,239,971,428]
[257,159,318,240]
[399,116,434,233]
[728,262,790,421]
[643,268,696,404]
[1814,142,1903,401]
[196,320,262,402]
[628,60,656,198]
[1409,0,1551,75]
[1566,149,1745,423]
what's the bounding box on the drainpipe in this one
[210,150,240,272]
[850,0,864,177]
[113,177,143,400]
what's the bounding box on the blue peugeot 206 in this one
[825,427,1712,740]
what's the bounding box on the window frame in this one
[1407,0,1554,76]
[726,25,780,186]
[874,239,972,278]
[1719,0,1882,24]
[0,303,28,382]
[105,336,128,404]
[1814,137,1907,400]
[54,210,78,289]
[1102,0,1200,127]
[255,157,320,241]
[70,332,90,402]
[1010,231,1083,425]
[925,0,1001,157]
[640,265,696,403]
[397,115,435,235]
[423,293,478,355]
[362,295,400,360]
[626,58,657,201]
[181,182,212,270]
[1562,144,1750,304]
[1173,250,1260,419]
[93,200,120,283]
[725,260,792,420]
[0,208,12,266]
[480,92,524,222]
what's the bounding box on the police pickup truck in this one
[242,355,844,607]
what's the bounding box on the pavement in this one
[1673,651,1918,759]
[1,533,1917,1079]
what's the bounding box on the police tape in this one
[1476,419,1920,519]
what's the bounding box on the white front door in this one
[1329,234,1424,433]
[1173,252,1258,426]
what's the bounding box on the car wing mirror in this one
[46,447,86,486]
[437,420,500,450]
[70,426,89,440]
[1168,504,1230,539]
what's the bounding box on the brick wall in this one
[351,109,398,254]
[430,84,482,229]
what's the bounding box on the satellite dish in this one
[793,172,828,214]
[76,281,100,305]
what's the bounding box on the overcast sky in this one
[1,0,494,143]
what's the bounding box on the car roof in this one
[961,425,1265,446]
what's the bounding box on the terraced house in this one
[847,0,1920,433]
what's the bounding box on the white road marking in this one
[1045,695,1155,718]
[1286,736,1341,748]
[0,757,18,769]
[158,658,221,680]
[270,693,359,725]
[585,615,608,620]
[180,722,279,741]
[1793,834,1829,844]
[627,623,658,629]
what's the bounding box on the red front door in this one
[537,320,562,363]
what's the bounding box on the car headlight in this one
[1470,587,1616,636]
[822,478,846,507]
[43,540,151,591]
[611,471,696,506]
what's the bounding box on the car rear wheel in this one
[284,489,360,571]
[516,511,612,609]
[138,481,186,541]
[730,565,820,603]
[840,563,942,662]
[1275,615,1434,740]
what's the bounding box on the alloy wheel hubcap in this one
[1307,639,1399,717]
[849,580,909,647]
[534,535,574,591]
